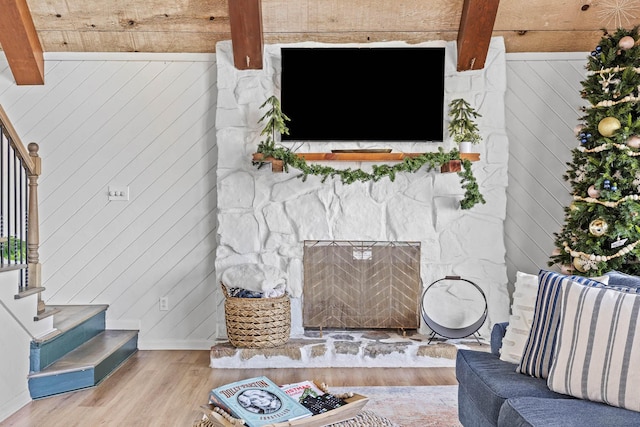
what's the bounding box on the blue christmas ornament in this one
[581,138,588,144]
[611,184,617,191]
[596,46,602,52]
[591,51,598,56]
[603,179,611,190]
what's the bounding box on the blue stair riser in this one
[94,335,139,386]
[28,334,138,399]
[28,370,95,399]
[30,311,106,372]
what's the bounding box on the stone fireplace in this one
[214,38,510,342]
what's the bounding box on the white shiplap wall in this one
[0,53,219,349]
[504,52,589,292]
[0,50,590,353]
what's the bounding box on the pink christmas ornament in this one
[560,264,574,275]
[551,248,561,257]
[619,36,636,50]
[574,124,585,136]
[627,135,640,149]
[587,185,601,198]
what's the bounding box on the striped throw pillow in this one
[548,280,640,412]
[516,270,609,378]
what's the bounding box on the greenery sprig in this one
[448,98,483,144]
[254,96,486,210]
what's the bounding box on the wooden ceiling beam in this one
[228,0,264,70]
[457,0,500,72]
[0,0,44,85]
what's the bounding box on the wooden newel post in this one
[27,142,44,314]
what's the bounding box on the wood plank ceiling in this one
[0,0,636,84]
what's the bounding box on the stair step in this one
[0,263,26,272]
[15,286,46,299]
[28,329,138,399]
[33,305,61,322]
[50,304,110,336]
[30,305,109,372]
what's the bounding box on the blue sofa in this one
[456,322,640,426]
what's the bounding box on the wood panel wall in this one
[0,52,219,349]
[503,53,588,293]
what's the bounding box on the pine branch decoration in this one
[254,95,486,210]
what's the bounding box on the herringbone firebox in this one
[303,240,421,330]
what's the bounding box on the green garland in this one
[253,96,486,210]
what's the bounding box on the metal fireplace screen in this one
[303,240,421,329]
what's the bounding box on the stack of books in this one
[207,376,361,427]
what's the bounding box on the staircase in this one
[0,106,139,403]
[27,305,138,399]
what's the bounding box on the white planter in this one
[458,141,474,153]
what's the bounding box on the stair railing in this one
[0,105,44,315]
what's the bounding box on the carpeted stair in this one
[28,304,138,399]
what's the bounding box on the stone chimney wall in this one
[214,38,510,338]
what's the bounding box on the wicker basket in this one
[221,282,291,348]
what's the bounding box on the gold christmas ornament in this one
[627,135,640,148]
[573,257,587,272]
[589,218,609,236]
[619,36,636,50]
[598,117,621,137]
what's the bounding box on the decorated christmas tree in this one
[549,27,640,276]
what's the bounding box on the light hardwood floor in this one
[1,350,458,426]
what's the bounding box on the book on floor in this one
[279,380,325,403]
[209,376,313,427]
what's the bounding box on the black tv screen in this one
[280,47,445,142]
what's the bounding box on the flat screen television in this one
[280,47,445,142]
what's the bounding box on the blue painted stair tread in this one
[30,305,109,372]
[28,329,138,398]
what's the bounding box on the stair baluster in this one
[0,105,44,314]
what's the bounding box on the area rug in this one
[330,386,461,427]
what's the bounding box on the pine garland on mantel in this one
[253,96,486,210]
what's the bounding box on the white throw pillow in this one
[499,271,538,364]
[548,280,640,412]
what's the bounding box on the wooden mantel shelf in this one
[252,152,480,173]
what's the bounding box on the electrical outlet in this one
[159,297,169,311]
